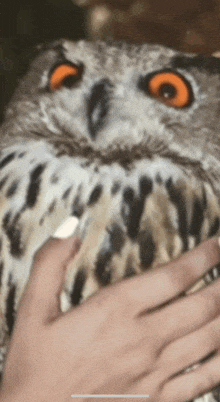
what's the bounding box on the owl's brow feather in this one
[172,55,220,75]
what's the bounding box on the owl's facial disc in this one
[4,40,220,176]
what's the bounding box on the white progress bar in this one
[71,396,149,398]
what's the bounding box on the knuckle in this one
[205,372,217,390]
[202,287,220,315]
[194,373,214,396]
[194,292,210,314]
[93,286,120,315]
[163,263,191,294]
[191,289,219,320]
[106,282,126,305]
[209,319,220,345]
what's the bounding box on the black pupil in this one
[159,83,176,99]
[62,74,79,88]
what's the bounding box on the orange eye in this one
[50,63,82,91]
[147,71,192,108]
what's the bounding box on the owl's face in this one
[3,40,220,188]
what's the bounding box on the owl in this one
[0,39,220,402]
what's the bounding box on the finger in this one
[147,275,220,346]
[157,314,220,379]
[18,235,81,323]
[121,237,220,315]
[161,351,220,402]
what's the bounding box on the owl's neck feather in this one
[1,120,220,200]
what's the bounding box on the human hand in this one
[0,236,220,402]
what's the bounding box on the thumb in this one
[18,227,81,324]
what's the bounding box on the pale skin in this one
[1,237,220,402]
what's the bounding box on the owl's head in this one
[2,40,220,185]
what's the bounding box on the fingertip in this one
[20,234,81,322]
[43,231,81,250]
[33,234,81,274]
[46,234,81,251]
[201,236,220,261]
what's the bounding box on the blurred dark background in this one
[1,0,86,122]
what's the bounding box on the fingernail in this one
[218,237,220,249]
[52,217,79,239]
